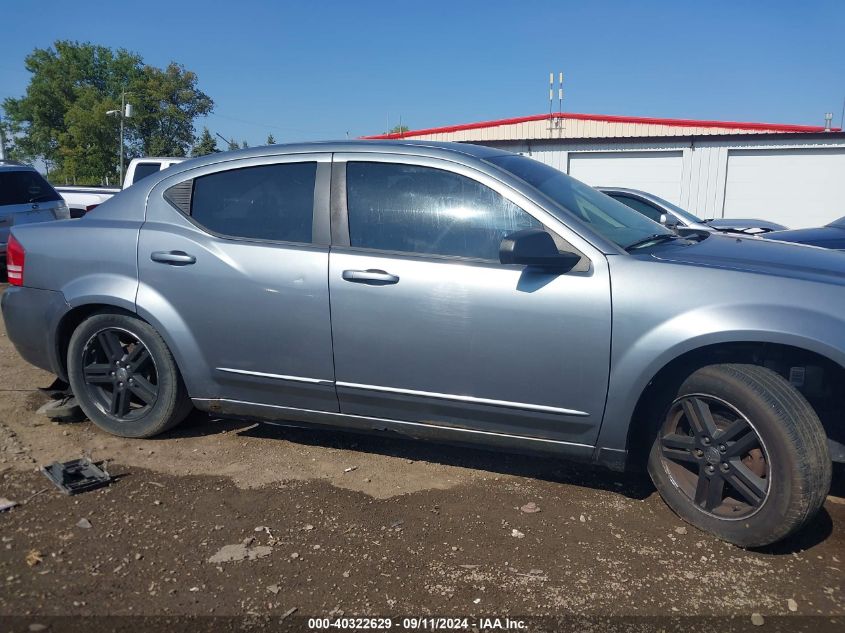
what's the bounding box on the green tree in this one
[226,138,239,151]
[266,133,276,145]
[192,127,218,156]
[241,140,249,149]
[126,63,213,158]
[389,124,409,135]
[2,41,213,184]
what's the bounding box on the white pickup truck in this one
[55,157,184,217]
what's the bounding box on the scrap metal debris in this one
[41,458,112,495]
[36,379,84,422]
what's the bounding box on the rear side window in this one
[187,162,317,243]
[346,162,540,260]
[131,162,162,184]
[0,170,62,206]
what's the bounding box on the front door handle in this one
[150,250,196,266]
[341,269,400,285]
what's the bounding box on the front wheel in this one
[648,363,831,547]
[67,312,192,438]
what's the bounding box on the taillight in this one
[6,235,25,286]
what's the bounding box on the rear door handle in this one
[341,269,400,285]
[150,250,196,266]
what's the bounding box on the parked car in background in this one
[0,160,69,272]
[56,157,183,217]
[598,187,787,235]
[2,141,841,548]
[763,216,845,250]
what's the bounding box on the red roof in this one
[362,112,840,139]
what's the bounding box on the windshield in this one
[486,154,673,249]
[0,170,62,206]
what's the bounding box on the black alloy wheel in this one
[658,394,770,519]
[81,327,159,421]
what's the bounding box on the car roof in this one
[0,161,37,173]
[596,186,648,195]
[154,140,510,183]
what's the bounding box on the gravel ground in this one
[0,284,842,632]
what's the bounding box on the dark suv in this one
[0,160,69,274]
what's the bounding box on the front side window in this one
[346,162,541,260]
[189,162,316,243]
[610,195,665,223]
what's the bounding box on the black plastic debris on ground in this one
[41,458,112,495]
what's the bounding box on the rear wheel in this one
[67,312,192,438]
[647,363,831,547]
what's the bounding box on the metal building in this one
[364,113,845,229]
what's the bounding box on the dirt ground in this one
[0,284,843,631]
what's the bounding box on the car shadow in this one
[159,411,842,553]
[161,411,655,501]
[751,507,835,555]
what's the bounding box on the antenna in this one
[548,72,564,137]
[558,72,563,114]
[840,96,844,130]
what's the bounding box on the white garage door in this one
[567,151,683,204]
[723,149,845,229]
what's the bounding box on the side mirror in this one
[499,228,581,273]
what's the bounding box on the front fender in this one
[597,303,845,453]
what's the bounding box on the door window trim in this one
[329,152,590,268]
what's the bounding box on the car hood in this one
[764,226,845,246]
[650,232,845,285]
[705,218,788,232]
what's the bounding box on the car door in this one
[328,153,612,448]
[137,153,337,412]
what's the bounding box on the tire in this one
[647,363,831,547]
[67,312,192,438]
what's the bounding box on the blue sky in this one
[2,0,844,145]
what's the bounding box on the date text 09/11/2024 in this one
[306,617,527,630]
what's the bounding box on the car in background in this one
[1,141,840,548]
[763,216,845,250]
[56,157,184,217]
[598,187,787,235]
[0,160,69,273]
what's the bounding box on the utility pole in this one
[0,119,6,160]
[107,90,133,185]
[0,114,6,161]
